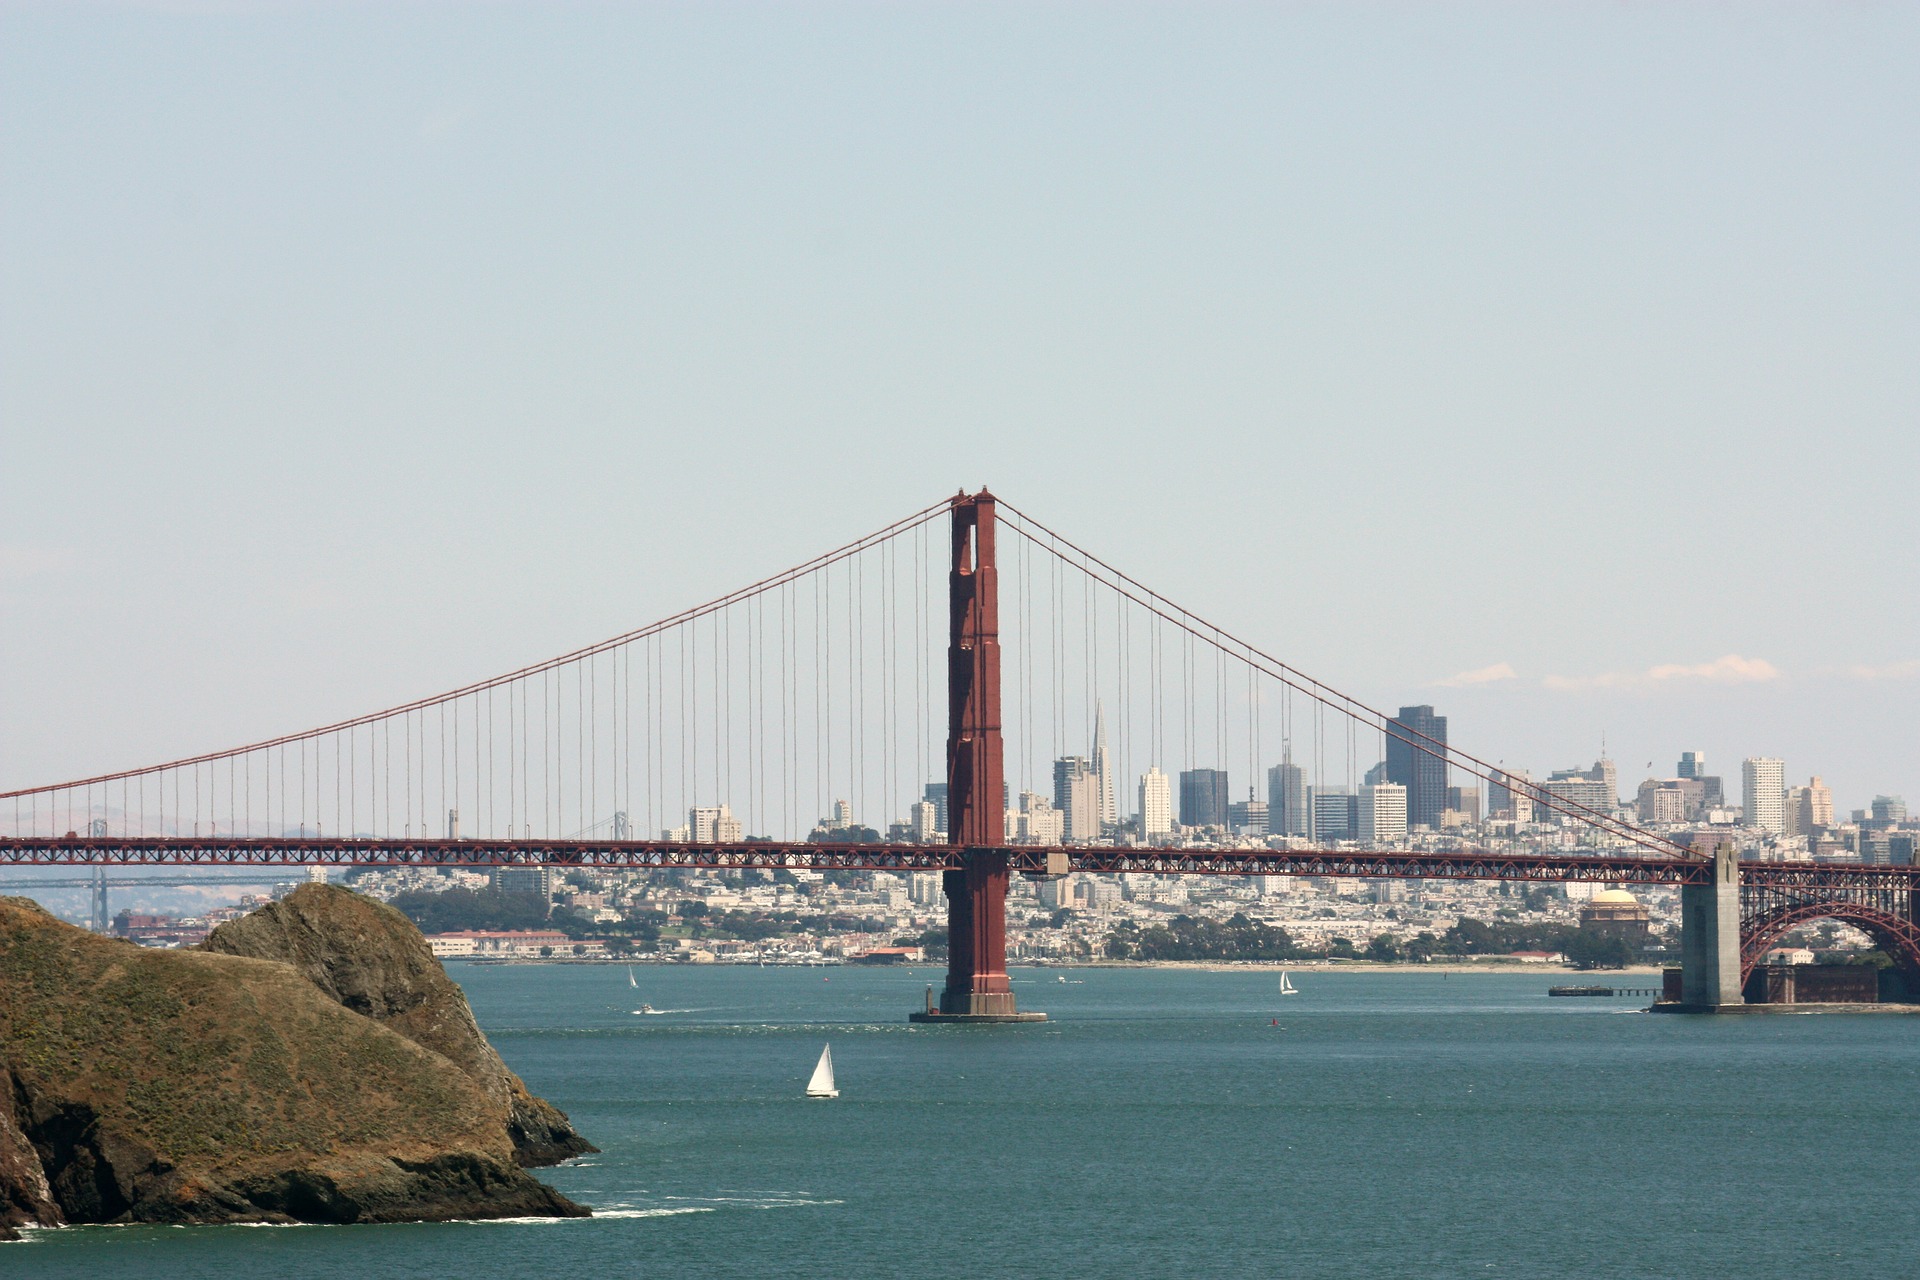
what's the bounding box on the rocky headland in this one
[0,885,594,1239]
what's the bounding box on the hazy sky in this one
[2,2,1915,813]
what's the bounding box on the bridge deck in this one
[4,836,1913,890]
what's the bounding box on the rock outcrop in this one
[201,885,595,1167]
[0,895,588,1232]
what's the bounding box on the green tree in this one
[1366,933,1402,962]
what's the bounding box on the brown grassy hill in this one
[202,885,593,1166]
[0,896,586,1230]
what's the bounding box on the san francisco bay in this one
[11,965,1917,1279]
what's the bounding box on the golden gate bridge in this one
[5,490,1917,1014]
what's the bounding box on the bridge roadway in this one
[4,835,1915,895]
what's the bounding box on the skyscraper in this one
[1093,701,1116,832]
[1678,752,1706,779]
[1178,768,1229,829]
[1138,768,1173,841]
[1358,782,1409,847]
[1385,705,1448,830]
[1743,758,1787,833]
[923,783,948,834]
[1053,756,1097,841]
[1309,786,1356,841]
[1267,752,1307,836]
[1488,768,1534,823]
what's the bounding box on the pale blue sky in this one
[2,3,1915,811]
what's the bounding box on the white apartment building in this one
[1743,758,1787,833]
[1138,767,1174,840]
[688,805,744,843]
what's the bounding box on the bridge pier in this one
[910,489,1044,1024]
[1675,846,1744,1011]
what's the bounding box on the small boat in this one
[1057,975,1068,983]
[635,1004,661,1015]
[628,966,638,989]
[806,1044,838,1099]
[1279,972,1298,996]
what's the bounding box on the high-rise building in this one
[1488,768,1534,823]
[1178,768,1229,829]
[1872,795,1909,825]
[1309,787,1356,842]
[910,800,941,842]
[1637,779,1689,825]
[1678,752,1706,779]
[1385,705,1448,829]
[1138,768,1174,840]
[1227,794,1268,834]
[1053,756,1097,841]
[1267,752,1307,836]
[689,805,744,843]
[830,799,855,830]
[1743,758,1787,833]
[1786,777,1834,837]
[923,783,948,834]
[1010,791,1065,844]
[1357,782,1409,847]
[1093,702,1117,832]
[1445,785,1482,824]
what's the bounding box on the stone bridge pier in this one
[1677,846,1744,1011]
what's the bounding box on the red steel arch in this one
[1740,901,1920,985]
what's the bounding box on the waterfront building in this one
[1267,753,1307,836]
[1743,758,1787,833]
[1579,889,1651,947]
[1357,782,1409,848]
[1178,768,1229,829]
[1385,705,1448,829]
[1138,768,1174,840]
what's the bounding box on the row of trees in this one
[1103,913,1640,969]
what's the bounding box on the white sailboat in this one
[627,966,638,989]
[805,1044,838,1099]
[1279,972,1298,996]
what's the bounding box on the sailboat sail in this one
[806,1045,838,1098]
[628,966,638,989]
[1279,972,1298,995]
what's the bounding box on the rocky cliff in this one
[0,894,589,1234]
[201,885,594,1166]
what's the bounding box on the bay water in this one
[12,965,1918,1278]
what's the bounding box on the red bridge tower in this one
[911,489,1046,1023]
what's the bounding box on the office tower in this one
[1053,756,1097,841]
[1358,782,1409,847]
[1267,752,1307,836]
[923,783,948,834]
[910,800,941,842]
[831,799,855,830]
[1872,795,1909,825]
[1138,768,1174,840]
[1012,791,1065,844]
[1446,785,1482,824]
[1678,752,1706,779]
[1742,758,1787,833]
[1227,794,1268,834]
[1488,768,1534,823]
[1093,701,1116,831]
[1386,705,1449,830]
[1179,768,1230,829]
[1309,786,1356,841]
[1637,779,1689,825]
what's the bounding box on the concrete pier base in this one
[1675,847,1744,1012]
